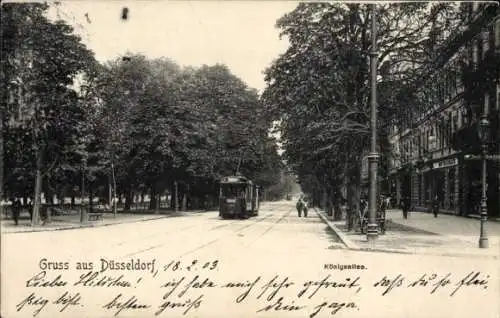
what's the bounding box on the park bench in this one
[88,213,103,222]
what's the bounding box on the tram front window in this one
[221,184,246,198]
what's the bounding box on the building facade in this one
[388,3,500,217]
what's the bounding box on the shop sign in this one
[433,158,458,169]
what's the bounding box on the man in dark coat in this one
[302,199,309,217]
[401,196,410,219]
[12,198,21,226]
[296,197,304,217]
[432,195,440,218]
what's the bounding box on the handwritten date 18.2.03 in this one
[163,260,218,272]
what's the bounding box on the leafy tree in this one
[1,2,97,225]
[262,3,461,217]
[2,4,286,220]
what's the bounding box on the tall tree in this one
[262,2,461,212]
[1,2,97,225]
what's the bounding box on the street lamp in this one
[367,3,379,241]
[426,134,436,207]
[478,116,490,248]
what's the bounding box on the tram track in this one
[82,205,277,255]
[255,207,293,238]
[185,207,294,263]
[238,207,293,249]
[123,209,276,258]
[175,214,274,257]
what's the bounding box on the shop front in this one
[413,156,459,214]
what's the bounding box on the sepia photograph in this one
[1,1,499,317]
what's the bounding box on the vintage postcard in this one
[1,1,499,317]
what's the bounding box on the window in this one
[489,25,495,53]
[426,130,429,151]
[495,18,500,52]
[497,86,500,111]
[221,184,246,197]
[448,113,453,149]
[440,120,444,150]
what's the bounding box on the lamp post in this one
[463,116,496,249]
[367,3,379,241]
[478,116,490,248]
[80,157,87,223]
[426,134,436,209]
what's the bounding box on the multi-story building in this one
[388,3,500,217]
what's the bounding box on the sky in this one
[46,1,298,93]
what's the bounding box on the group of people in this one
[4,198,34,226]
[295,196,309,217]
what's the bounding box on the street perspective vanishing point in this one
[1,1,499,318]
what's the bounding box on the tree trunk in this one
[174,181,179,213]
[124,187,132,212]
[346,182,355,231]
[89,186,94,213]
[43,179,54,205]
[45,206,51,223]
[31,146,43,226]
[108,178,112,207]
[182,184,189,211]
[0,109,4,218]
[169,188,174,209]
[80,163,86,223]
[58,194,63,208]
[149,186,159,213]
[71,195,75,207]
[334,200,342,221]
[111,162,117,217]
[332,188,342,221]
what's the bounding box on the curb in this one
[314,208,360,250]
[387,208,500,223]
[314,208,498,259]
[352,246,498,260]
[1,214,171,234]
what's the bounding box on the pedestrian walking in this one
[27,200,33,221]
[296,197,303,217]
[12,198,21,226]
[378,196,387,234]
[432,195,439,218]
[401,196,409,219]
[302,199,308,217]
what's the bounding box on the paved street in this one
[2,201,499,318]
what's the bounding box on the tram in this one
[219,175,260,219]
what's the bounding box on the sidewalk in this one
[0,209,206,234]
[316,208,500,259]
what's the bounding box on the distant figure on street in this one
[401,196,410,219]
[296,197,304,217]
[302,199,308,217]
[379,196,387,217]
[12,198,21,226]
[27,200,33,221]
[432,195,439,218]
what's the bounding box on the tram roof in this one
[220,175,250,184]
